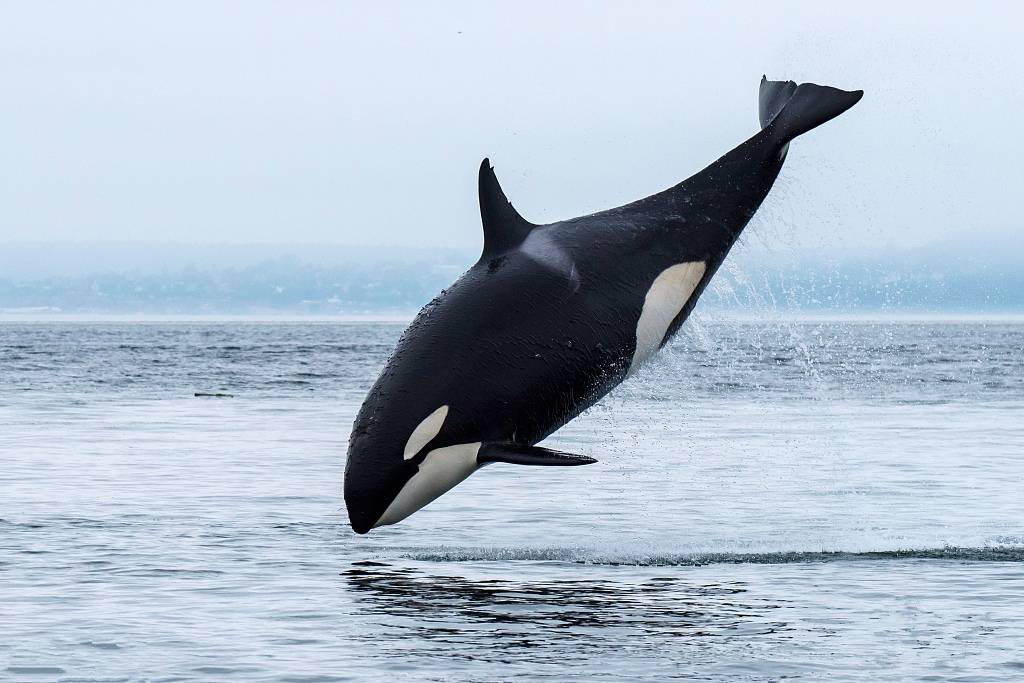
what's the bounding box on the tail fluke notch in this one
[759,76,863,146]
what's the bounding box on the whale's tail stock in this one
[759,76,863,148]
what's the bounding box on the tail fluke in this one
[759,76,863,146]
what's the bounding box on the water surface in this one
[2,320,1022,681]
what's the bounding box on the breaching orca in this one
[344,76,862,534]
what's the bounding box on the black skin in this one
[345,78,863,533]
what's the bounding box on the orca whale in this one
[344,76,862,534]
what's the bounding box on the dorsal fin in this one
[478,158,534,258]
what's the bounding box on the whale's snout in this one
[344,466,403,535]
[345,404,470,533]
[344,437,410,534]
[346,506,375,535]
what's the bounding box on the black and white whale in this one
[344,76,862,534]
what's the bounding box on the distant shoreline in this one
[3,311,1023,324]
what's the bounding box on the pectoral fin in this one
[477,442,597,466]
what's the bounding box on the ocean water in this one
[2,319,1023,681]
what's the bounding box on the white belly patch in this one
[628,261,706,375]
[375,442,482,528]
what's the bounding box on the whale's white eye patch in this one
[630,261,706,374]
[403,405,449,460]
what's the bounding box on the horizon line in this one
[4,312,1024,324]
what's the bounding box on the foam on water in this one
[401,542,1024,566]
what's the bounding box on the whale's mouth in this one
[373,443,482,530]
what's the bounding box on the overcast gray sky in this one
[1,2,1021,256]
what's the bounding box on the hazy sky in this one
[1,2,1021,255]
